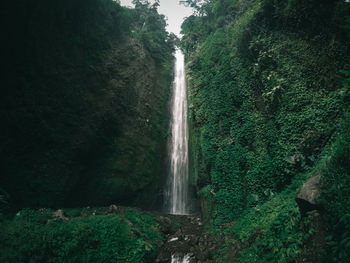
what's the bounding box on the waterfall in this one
[166,49,190,215]
[171,254,191,263]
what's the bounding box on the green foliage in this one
[319,112,350,262]
[182,0,350,261]
[15,208,53,224]
[183,0,349,223]
[132,0,175,62]
[211,144,246,223]
[320,113,350,221]
[318,16,350,261]
[0,208,162,263]
[234,194,304,263]
[212,171,323,262]
[324,214,350,262]
[125,210,163,243]
[198,185,214,220]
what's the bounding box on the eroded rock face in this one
[296,174,321,216]
[156,215,219,263]
[156,216,177,236]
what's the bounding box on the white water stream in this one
[166,49,190,215]
[171,254,191,263]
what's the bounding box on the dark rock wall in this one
[0,0,174,209]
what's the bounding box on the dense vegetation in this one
[1,0,174,209]
[182,0,350,261]
[0,207,163,263]
[0,1,177,262]
[1,0,350,262]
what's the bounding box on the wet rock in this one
[108,204,118,213]
[156,250,171,263]
[156,216,177,235]
[296,174,321,216]
[52,209,69,221]
[190,235,199,245]
[155,214,223,263]
[198,249,209,261]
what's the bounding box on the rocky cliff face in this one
[0,0,174,209]
[65,37,173,208]
[182,0,349,222]
[181,0,350,261]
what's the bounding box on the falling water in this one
[171,254,191,263]
[166,49,190,215]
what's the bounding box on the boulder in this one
[156,216,177,235]
[52,209,69,221]
[108,204,119,213]
[296,174,321,216]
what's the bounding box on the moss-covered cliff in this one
[1,0,350,261]
[182,0,350,261]
[1,0,174,209]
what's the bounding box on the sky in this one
[119,0,194,36]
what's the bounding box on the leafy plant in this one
[0,208,162,263]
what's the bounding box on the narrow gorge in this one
[1,0,350,262]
